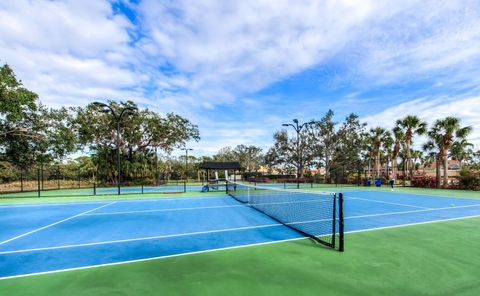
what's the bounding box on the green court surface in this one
[1,216,479,295]
[0,190,225,205]
[307,185,480,199]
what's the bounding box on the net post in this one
[184,180,187,193]
[331,193,336,248]
[93,180,96,196]
[339,193,345,252]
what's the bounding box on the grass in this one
[1,216,479,295]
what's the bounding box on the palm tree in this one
[396,115,427,180]
[430,117,472,188]
[450,139,473,169]
[411,149,423,174]
[391,126,404,179]
[369,127,388,178]
[423,132,442,188]
[382,132,394,178]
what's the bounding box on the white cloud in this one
[362,96,480,149]
[1,0,479,156]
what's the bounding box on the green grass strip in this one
[1,217,479,295]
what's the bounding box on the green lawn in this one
[1,217,479,296]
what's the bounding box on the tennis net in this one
[226,181,344,251]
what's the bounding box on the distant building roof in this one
[200,162,241,170]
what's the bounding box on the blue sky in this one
[1,0,479,156]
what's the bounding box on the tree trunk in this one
[376,151,380,178]
[435,155,441,188]
[443,151,448,188]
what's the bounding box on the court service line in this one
[347,195,431,209]
[0,222,285,255]
[84,204,245,216]
[0,202,117,246]
[84,198,332,216]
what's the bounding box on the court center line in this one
[347,195,431,209]
[0,202,117,246]
[4,202,480,255]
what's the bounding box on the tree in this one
[431,117,472,188]
[391,126,404,179]
[382,132,394,178]
[0,64,77,168]
[72,101,200,183]
[423,126,443,188]
[308,110,337,180]
[332,113,366,183]
[396,115,427,179]
[368,127,389,178]
[450,139,474,169]
[233,145,263,173]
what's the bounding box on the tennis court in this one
[1,186,480,280]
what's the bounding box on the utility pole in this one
[282,119,315,184]
[92,102,137,195]
[181,147,193,181]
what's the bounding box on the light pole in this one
[181,147,193,181]
[92,102,137,195]
[282,119,316,181]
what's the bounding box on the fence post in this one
[57,165,61,190]
[41,164,44,191]
[20,169,24,192]
[37,168,41,197]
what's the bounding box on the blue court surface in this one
[1,190,480,279]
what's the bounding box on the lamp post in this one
[181,147,193,181]
[282,119,315,181]
[92,102,137,195]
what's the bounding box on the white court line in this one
[84,198,332,216]
[347,195,431,209]
[0,223,283,255]
[0,202,116,246]
[2,213,480,281]
[84,204,245,216]
[5,202,480,255]
[0,195,228,209]
[345,203,480,220]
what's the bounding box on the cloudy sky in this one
[1,0,479,156]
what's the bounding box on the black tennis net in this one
[226,181,344,251]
